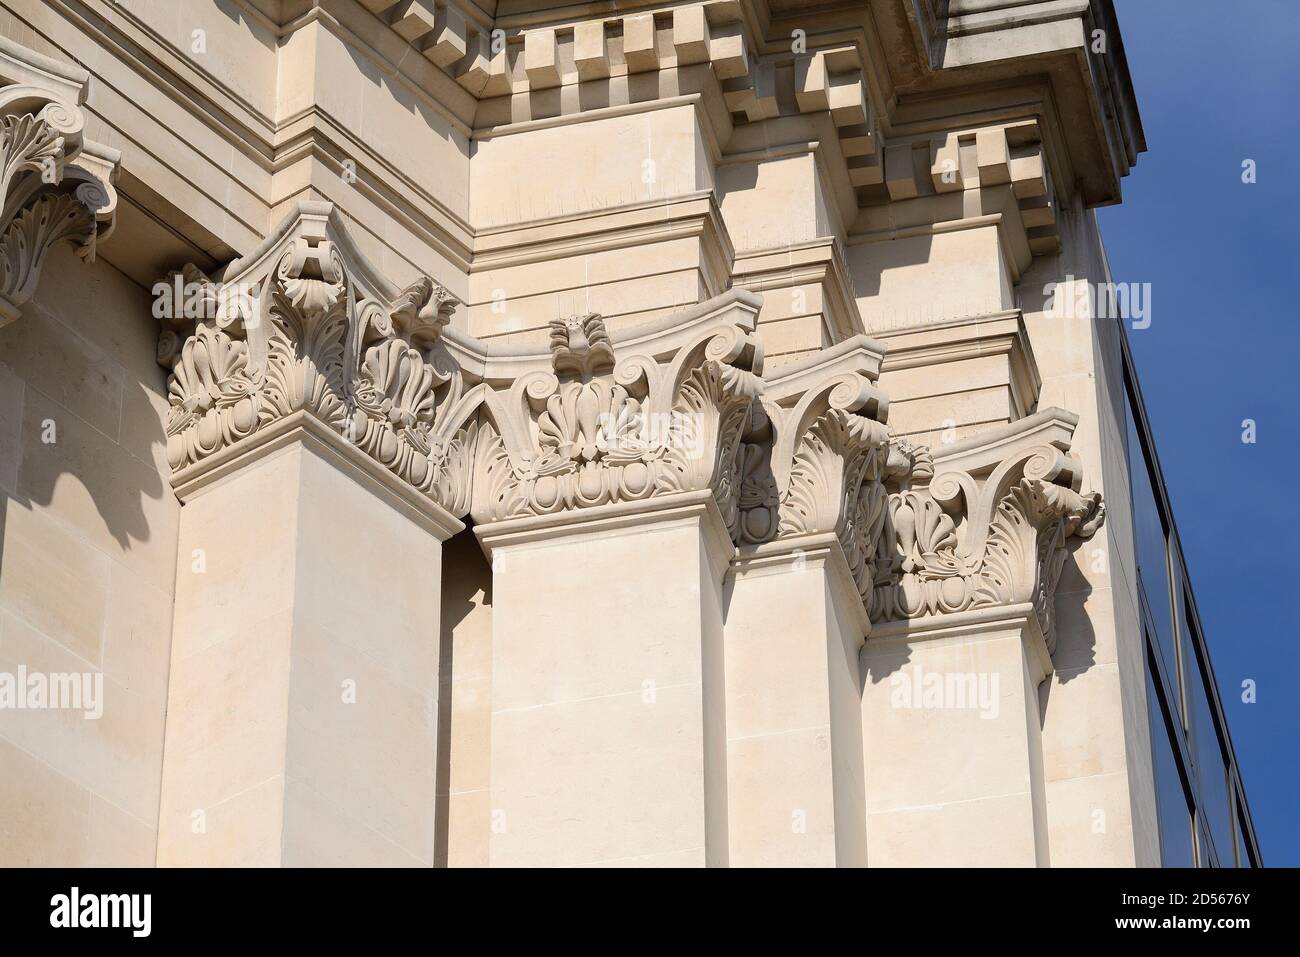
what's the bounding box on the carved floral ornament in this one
[154,210,770,536]
[0,80,118,325]
[155,204,1103,650]
[868,431,1106,653]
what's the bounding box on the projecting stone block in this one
[710,22,749,79]
[827,72,868,127]
[885,144,919,199]
[673,6,711,65]
[848,153,884,187]
[976,128,1011,186]
[623,13,659,74]
[930,133,963,193]
[1010,153,1048,198]
[574,21,609,81]
[794,53,829,113]
[387,0,436,43]
[456,29,491,94]
[524,28,561,90]
[839,122,877,157]
[422,3,468,69]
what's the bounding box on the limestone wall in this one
[0,245,174,865]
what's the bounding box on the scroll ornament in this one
[870,440,1105,653]
[731,371,892,607]
[0,85,114,324]
[156,238,467,509]
[461,311,765,530]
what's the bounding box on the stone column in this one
[151,204,472,865]
[861,605,1051,866]
[157,416,461,866]
[726,535,871,866]
[863,419,1105,866]
[479,491,733,867]
[722,339,890,867]
[462,295,765,866]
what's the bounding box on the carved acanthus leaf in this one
[156,212,466,499]
[870,441,1105,655]
[0,79,115,325]
[460,311,765,527]
[0,192,94,310]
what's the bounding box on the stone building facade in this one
[0,0,1259,866]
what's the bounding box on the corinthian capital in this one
[155,202,466,503]
[871,409,1105,655]
[153,213,774,530]
[455,291,766,529]
[731,337,892,603]
[0,42,119,326]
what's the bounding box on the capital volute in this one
[154,202,469,514]
[871,409,1106,656]
[459,291,766,530]
[730,336,893,605]
[0,44,119,327]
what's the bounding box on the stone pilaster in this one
[860,410,1105,866]
[723,336,891,867]
[153,203,466,865]
[465,291,764,866]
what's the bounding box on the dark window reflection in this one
[1146,654,1194,866]
[1184,604,1235,866]
[1127,392,1178,696]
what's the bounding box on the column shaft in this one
[724,535,869,866]
[479,491,733,867]
[157,422,460,866]
[860,606,1050,866]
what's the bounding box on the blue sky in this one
[1099,1,1300,865]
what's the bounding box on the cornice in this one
[849,118,1062,270]
[0,34,88,103]
[10,0,1133,300]
[884,0,1144,204]
[46,0,279,155]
